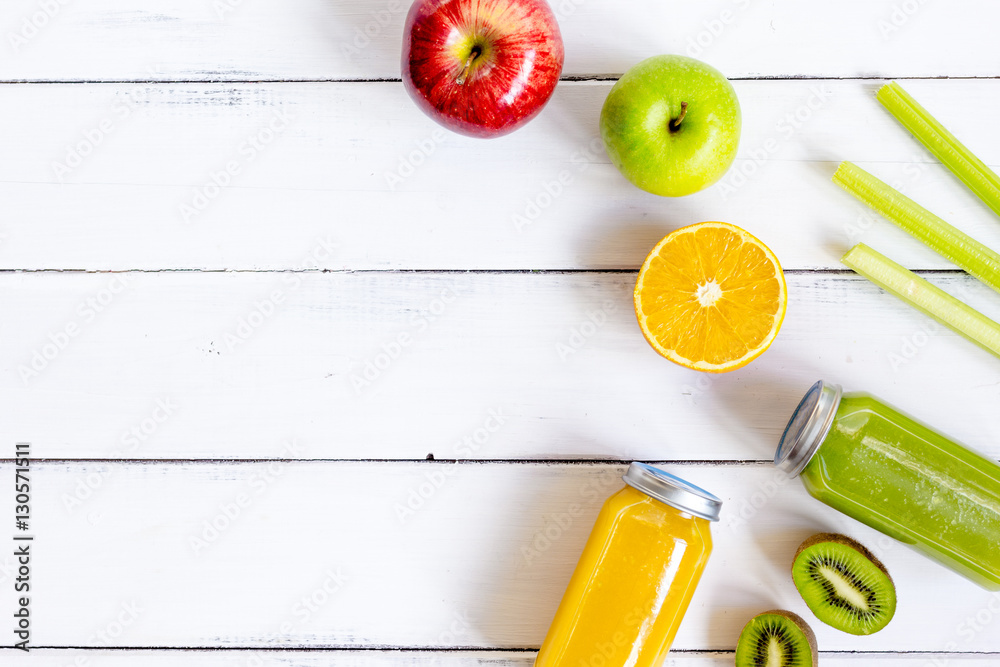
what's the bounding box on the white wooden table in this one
[2,0,1000,664]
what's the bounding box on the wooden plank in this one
[3,271,1000,461]
[3,650,997,665]
[3,79,1000,271]
[2,651,998,666]
[1,0,996,81]
[4,461,1000,652]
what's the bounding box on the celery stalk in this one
[842,243,1000,359]
[877,82,1000,219]
[833,161,1000,294]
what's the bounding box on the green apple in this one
[600,55,741,197]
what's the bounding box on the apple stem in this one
[669,101,688,132]
[455,45,483,85]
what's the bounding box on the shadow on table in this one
[703,517,839,648]
[455,463,623,650]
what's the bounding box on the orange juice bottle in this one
[535,463,720,667]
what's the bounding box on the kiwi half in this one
[791,533,896,635]
[735,610,818,667]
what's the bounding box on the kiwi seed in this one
[735,609,818,667]
[791,532,896,635]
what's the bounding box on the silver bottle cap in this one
[775,380,843,476]
[622,462,722,522]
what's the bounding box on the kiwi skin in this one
[736,609,818,667]
[794,533,894,585]
[792,532,895,635]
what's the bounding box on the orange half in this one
[634,222,787,372]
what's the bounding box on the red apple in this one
[401,0,564,138]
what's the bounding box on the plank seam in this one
[5,647,999,655]
[0,268,969,276]
[1,75,999,85]
[0,458,775,465]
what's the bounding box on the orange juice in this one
[535,463,719,667]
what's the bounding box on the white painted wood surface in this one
[3,271,1000,461]
[3,79,1000,271]
[2,0,1000,662]
[3,462,1000,653]
[0,0,994,80]
[10,652,1000,666]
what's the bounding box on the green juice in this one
[777,381,1000,590]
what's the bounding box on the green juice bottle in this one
[776,380,1000,590]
